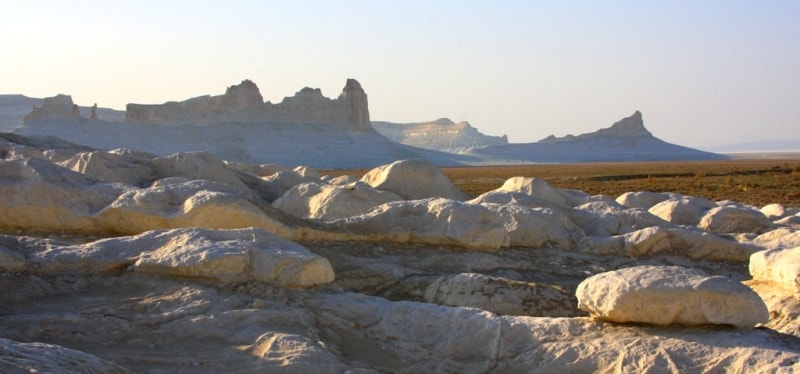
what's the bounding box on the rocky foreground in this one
[1,133,799,373]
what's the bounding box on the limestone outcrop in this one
[125,79,370,131]
[360,158,467,201]
[372,118,508,153]
[21,94,82,122]
[576,265,769,328]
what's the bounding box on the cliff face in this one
[22,95,83,122]
[125,79,370,131]
[372,118,508,153]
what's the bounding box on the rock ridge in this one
[124,79,370,131]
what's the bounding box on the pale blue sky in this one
[2,1,798,148]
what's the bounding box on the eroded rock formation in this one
[125,79,371,131]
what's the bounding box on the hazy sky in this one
[2,1,798,149]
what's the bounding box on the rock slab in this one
[576,265,769,328]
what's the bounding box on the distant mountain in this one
[465,111,728,163]
[372,118,508,153]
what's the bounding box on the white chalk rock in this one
[337,198,507,249]
[0,157,127,233]
[96,179,292,237]
[261,170,322,201]
[134,228,334,287]
[483,204,580,249]
[58,150,154,186]
[467,190,565,210]
[616,191,678,209]
[322,174,359,185]
[576,265,769,328]
[360,159,467,201]
[621,226,759,262]
[648,196,717,226]
[272,181,402,220]
[751,228,800,251]
[571,200,669,236]
[761,203,788,221]
[494,177,571,206]
[699,206,774,234]
[151,151,269,202]
[750,246,800,294]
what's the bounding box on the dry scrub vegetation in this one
[327,159,800,208]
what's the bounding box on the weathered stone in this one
[576,265,769,328]
[360,159,467,201]
[273,181,402,220]
[58,150,154,186]
[750,246,800,294]
[22,94,82,122]
[616,191,678,209]
[134,228,334,287]
[700,205,774,234]
[648,196,717,226]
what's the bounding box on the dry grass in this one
[323,159,800,208]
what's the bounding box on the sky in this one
[1,1,798,149]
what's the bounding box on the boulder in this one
[467,190,565,210]
[334,198,507,249]
[95,179,293,237]
[272,181,402,220]
[483,204,580,249]
[360,159,467,201]
[749,246,800,294]
[58,150,154,186]
[151,152,268,203]
[751,228,800,251]
[493,177,571,206]
[261,170,322,201]
[648,196,717,226]
[576,265,769,328]
[134,228,335,287]
[699,206,774,234]
[761,203,789,221]
[322,174,359,185]
[616,191,677,209]
[570,200,669,237]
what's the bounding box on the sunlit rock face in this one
[372,117,508,153]
[125,79,370,131]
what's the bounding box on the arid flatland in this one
[326,158,800,208]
